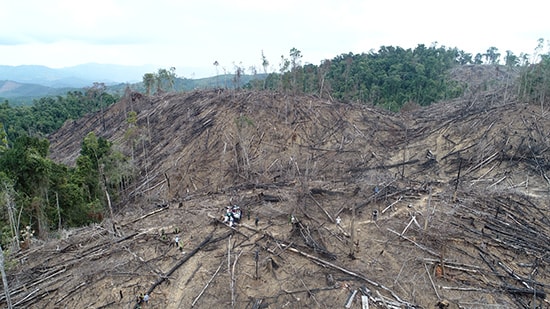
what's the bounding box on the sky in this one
[1,0,549,78]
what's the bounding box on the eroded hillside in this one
[4,85,549,308]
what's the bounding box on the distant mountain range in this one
[0,63,160,105]
[0,80,66,97]
[0,63,158,88]
[0,63,267,106]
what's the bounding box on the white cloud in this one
[1,0,549,76]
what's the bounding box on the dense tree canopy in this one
[254,41,549,111]
[0,88,118,146]
[142,67,177,95]
[0,87,127,249]
[260,44,468,110]
[0,132,133,248]
[519,52,550,106]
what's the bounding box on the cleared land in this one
[4,68,549,308]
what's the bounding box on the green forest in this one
[257,43,545,110]
[1,41,549,251]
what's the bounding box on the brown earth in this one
[3,68,550,309]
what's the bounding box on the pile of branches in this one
[291,220,337,261]
[451,191,549,307]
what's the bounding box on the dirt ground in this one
[4,70,550,308]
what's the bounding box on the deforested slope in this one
[5,86,549,309]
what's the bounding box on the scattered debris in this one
[13,73,550,308]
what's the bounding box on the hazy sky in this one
[1,0,548,78]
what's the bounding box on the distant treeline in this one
[3,42,548,144]
[0,83,118,144]
[252,43,547,110]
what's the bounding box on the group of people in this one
[223,205,242,227]
[136,293,149,307]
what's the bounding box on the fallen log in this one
[12,288,40,307]
[387,228,439,257]
[55,281,86,305]
[282,286,336,295]
[258,192,282,202]
[191,260,224,308]
[505,286,546,299]
[346,159,420,172]
[122,207,168,226]
[251,298,264,309]
[134,232,216,309]
[1,266,67,301]
[309,188,344,196]
[345,289,357,308]
[184,263,202,286]
[308,193,334,222]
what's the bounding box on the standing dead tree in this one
[0,245,12,309]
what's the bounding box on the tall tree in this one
[142,73,156,96]
[519,53,530,66]
[0,136,51,237]
[85,82,108,129]
[456,50,473,65]
[233,62,243,89]
[261,51,270,89]
[156,67,177,93]
[0,123,7,152]
[289,48,303,92]
[213,61,220,87]
[519,49,550,107]
[0,244,12,309]
[0,173,19,250]
[474,53,484,64]
[532,38,546,63]
[484,47,501,64]
[261,50,269,75]
[318,59,331,98]
[504,50,518,67]
[278,55,290,91]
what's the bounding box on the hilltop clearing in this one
[4,85,549,308]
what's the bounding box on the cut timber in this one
[12,288,39,307]
[32,89,548,309]
[345,289,357,308]
[362,295,369,309]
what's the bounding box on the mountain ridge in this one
[0,63,158,88]
[0,80,74,105]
